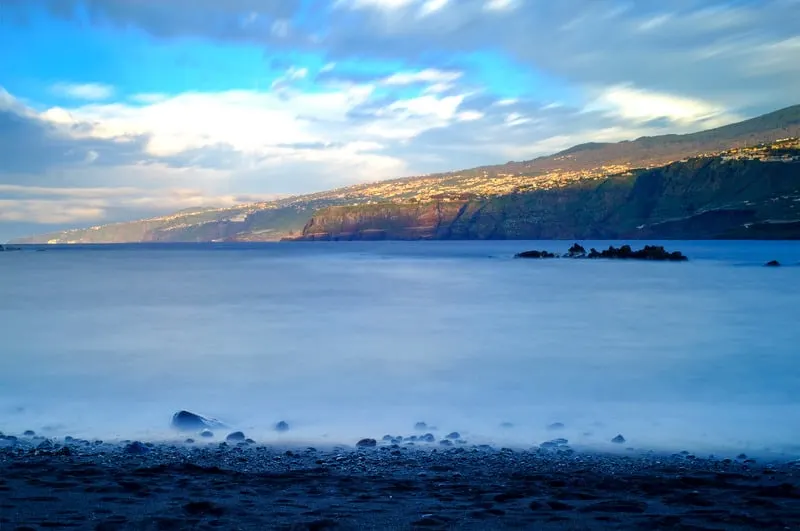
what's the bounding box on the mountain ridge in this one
[11,104,800,244]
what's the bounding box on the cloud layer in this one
[2,0,799,239]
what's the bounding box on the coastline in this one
[2,437,799,530]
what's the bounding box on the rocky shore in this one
[2,427,799,530]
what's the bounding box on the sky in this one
[1,0,799,240]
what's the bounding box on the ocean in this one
[1,241,798,457]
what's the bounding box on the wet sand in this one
[1,437,799,530]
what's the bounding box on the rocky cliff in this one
[289,157,800,241]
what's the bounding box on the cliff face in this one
[296,202,469,240]
[291,158,800,241]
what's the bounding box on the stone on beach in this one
[356,438,377,448]
[612,434,626,444]
[124,441,150,455]
[226,432,246,442]
[171,410,225,432]
[275,421,290,432]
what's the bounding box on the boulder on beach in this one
[356,438,377,448]
[611,434,626,444]
[226,431,246,442]
[514,250,557,259]
[414,422,428,431]
[171,410,225,432]
[199,430,214,438]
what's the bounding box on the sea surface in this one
[1,241,799,456]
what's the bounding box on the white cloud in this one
[337,0,415,10]
[457,110,484,121]
[51,82,114,100]
[484,0,518,12]
[382,68,462,85]
[494,98,518,106]
[584,84,736,126]
[419,0,448,17]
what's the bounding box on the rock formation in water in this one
[514,250,557,259]
[585,245,688,261]
[515,244,688,262]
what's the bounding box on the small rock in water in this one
[171,410,225,432]
[356,438,377,448]
[547,422,565,431]
[200,430,214,438]
[421,433,435,443]
[226,431,246,442]
[611,434,626,444]
[275,421,290,432]
[185,439,195,444]
[439,439,453,447]
[245,438,256,444]
[124,441,150,455]
[500,422,514,429]
[765,260,781,267]
[23,430,35,437]
[382,434,393,441]
[445,432,460,440]
[414,422,428,431]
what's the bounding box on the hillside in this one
[11,104,800,244]
[292,155,800,241]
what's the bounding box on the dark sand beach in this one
[2,435,799,530]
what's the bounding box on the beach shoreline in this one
[2,437,799,530]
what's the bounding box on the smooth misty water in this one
[1,241,799,456]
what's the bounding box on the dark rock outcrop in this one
[171,411,225,432]
[514,250,557,259]
[566,244,586,257]
[585,245,688,261]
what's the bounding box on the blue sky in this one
[1,0,799,240]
